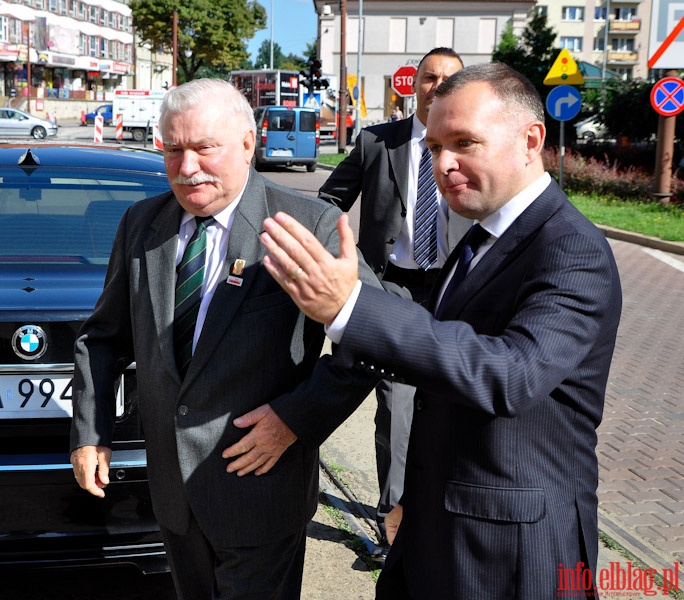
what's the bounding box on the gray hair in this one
[435,63,545,124]
[159,78,256,137]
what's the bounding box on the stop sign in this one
[392,65,417,97]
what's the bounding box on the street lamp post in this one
[172,10,178,87]
[338,0,347,153]
[353,0,363,140]
[600,0,611,105]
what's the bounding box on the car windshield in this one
[0,166,170,265]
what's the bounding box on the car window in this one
[0,167,169,264]
[269,111,296,132]
[299,111,317,133]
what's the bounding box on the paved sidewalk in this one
[597,238,684,576]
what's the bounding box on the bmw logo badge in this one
[12,325,48,360]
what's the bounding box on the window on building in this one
[58,0,66,14]
[560,37,583,52]
[49,0,56,11]
[614,7,637,21]
[593,37,605,51]
[561,7,584,21]
[100,9,106,26]
[613,67,632,80]
[89,5,97,23]
[536,5,548,18]
[388,18,406,53]
[436,18,454,48]
[0,17,7,43]
[35,0,45,9]
[100,37,107,58]
[109,11,115,28]
[79,32,86,54]
[8,18,20,43]
[612,37,634,52]
[89,35,97,56]
[594,7,607,21]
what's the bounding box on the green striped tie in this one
[174,216,215,377]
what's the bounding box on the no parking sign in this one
[650,77,684,117]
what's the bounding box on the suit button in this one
[415,398,424,411]
[178,405,189,416]
[388,238,395,244]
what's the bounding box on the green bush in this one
[543,148,684,205]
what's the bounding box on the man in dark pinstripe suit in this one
[258,63,622,599]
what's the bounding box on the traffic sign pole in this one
[653,71,680,204]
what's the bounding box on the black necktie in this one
[174,216,215,377]
[435,224,489,318]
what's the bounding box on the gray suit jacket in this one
[71,170,377,548]
[319,115,471,277]
[332,180,622,599]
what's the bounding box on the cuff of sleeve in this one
[324,279,363,345]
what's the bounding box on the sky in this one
[247,0,319,66]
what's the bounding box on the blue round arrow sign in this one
[545,85,582,122]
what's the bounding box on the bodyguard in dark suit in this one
[258,64,622,599]
[70,79,377,600]
[319,49,470,555]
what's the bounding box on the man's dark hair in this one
[435,62,545,123]
[417,47,464,73]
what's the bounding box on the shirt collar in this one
[479,172,552,239]
[178,174,249,230]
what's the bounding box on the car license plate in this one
[270,149,293,157]
[0,374,124,419]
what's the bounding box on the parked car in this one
[84,104,113,125]
[0,144,171,573]
[253,106,319,172]
[575,115,610,142]
[0,108,58,139]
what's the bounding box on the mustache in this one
[172,172,220,185]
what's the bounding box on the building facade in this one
[540,0,651,81]
[0,0,174,119]
[313,0,534,124]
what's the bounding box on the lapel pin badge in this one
[227,259,246,287]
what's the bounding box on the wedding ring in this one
[290,267,303,280]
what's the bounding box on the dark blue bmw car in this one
[0,144,171,572]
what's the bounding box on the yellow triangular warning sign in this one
[543,49,585,86]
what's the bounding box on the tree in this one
[130,0,267,83]
[493,12,567,145]
[493,12,557,93]
[254,39,284,69]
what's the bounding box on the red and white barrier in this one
[115,113,123,141]
[93,115,104,143]
[153,124,163,151]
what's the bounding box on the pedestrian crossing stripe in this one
[544,49,585,86]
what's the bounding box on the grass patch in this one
[318,153,347,168]
[320,502,382,582]
[569,194,684,242]
[598,532,684,599]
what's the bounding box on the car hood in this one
[0,264,105,313]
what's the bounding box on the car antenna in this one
[17,148,41,167]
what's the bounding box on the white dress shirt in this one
[175,178,247,352]
[327,172,553,344]
[388,115,450,270]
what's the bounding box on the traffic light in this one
[298,58,329,90]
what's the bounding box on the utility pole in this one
[354,0,363,140]
[269,0,274,69]
[338,0,348,153]
[172,10,178,87]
